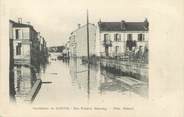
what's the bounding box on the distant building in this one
[39,36,48,63]
[63,41,70,58]
[96,19,149,57]
[69,23,97,57]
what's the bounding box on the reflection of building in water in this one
[14,65,37,102]
[69,58,101,94]
[69,58,77,80]
[68,58,148,97]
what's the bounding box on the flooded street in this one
[33,57,148,105]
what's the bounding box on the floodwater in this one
[32,57,148,105]
[13,65,37,103]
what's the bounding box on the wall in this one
[69,33,77,57]
[13,43,31,61]
[9,22,13,39]
[70,24,97,57]
[29,29,40,70]
[13,27,30,40]
[99,31,148,56]
[13,27,31,62]
[100,58,148,82]
[9,21,16,100]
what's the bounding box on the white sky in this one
[8,0,182,47]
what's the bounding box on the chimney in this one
[18,18,22,24]
[121,20,126,30]
[144,18,149,30]
[78,24,81,29]
[98,19,102,28]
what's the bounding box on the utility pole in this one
[86,9,90,103]
[87,10,90,61]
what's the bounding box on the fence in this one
[100,49,148,64]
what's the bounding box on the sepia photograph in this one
[0,0,184,116]
[8,0,149,105]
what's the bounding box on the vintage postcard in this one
[0,0,184,117]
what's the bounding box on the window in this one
[15,29,19,39]
[104,34,111,46]
[126,34,133,51]
[138,34,145,41]
[115,46,120,54]
[16,43,21,55]
[104,34,110,41]
[114,34,121,41]
[127,34,132,40]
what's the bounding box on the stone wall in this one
[100,58,148,82]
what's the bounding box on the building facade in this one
[9,19,48,102]
[11,20,38,66]
[69,23,97,57]
[9,20,16,100]
[10,19,48,67]
[96,19,149,57]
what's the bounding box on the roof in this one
[98,20,149,31]
[9,20,37,32]
[71,23,96,34]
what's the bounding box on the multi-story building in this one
[69,23,97,57]
[10,19,40,66]
[69,34,77,57]
[96,19,149,57]
[9,19,48,102]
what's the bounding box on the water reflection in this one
[13,64,46,103]
[32,57,148,105]
[13,56,148,104]
[68,58,148,99]
[13,65,35,103]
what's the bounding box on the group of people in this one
[126,38,148,63]
[127,45,148,63]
